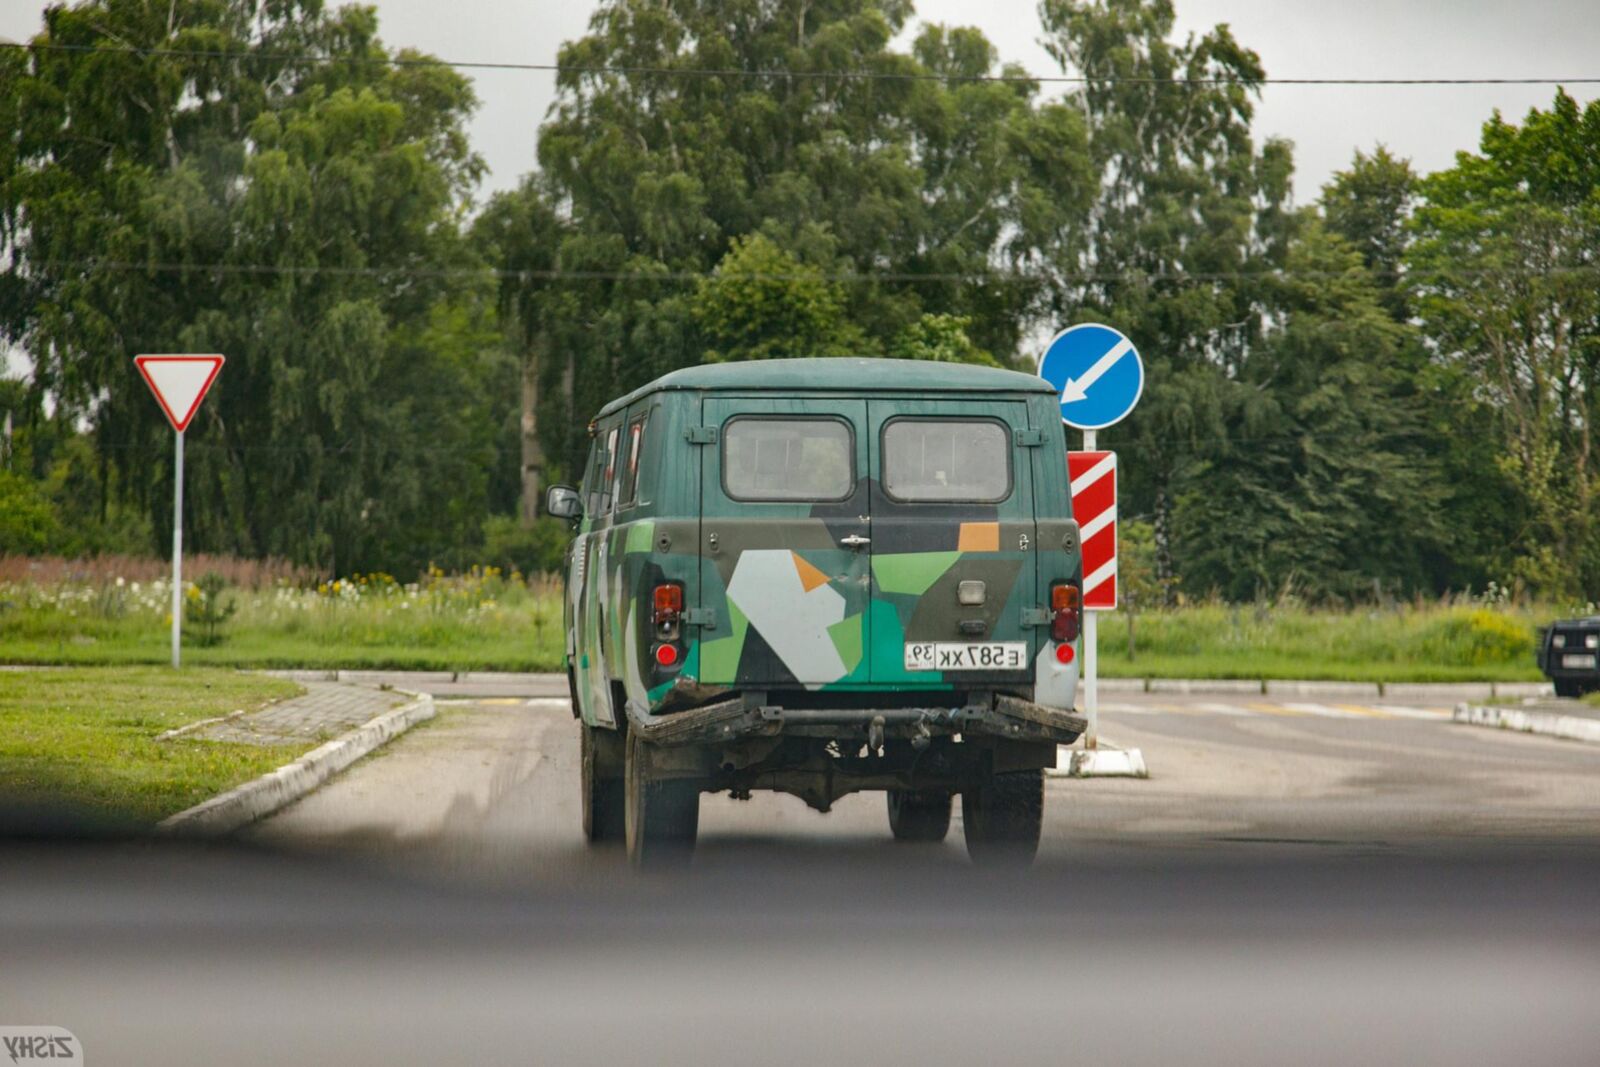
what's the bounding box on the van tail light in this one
[1050,581,1081,643]
[652,582,685,665]
[653,582,683,624]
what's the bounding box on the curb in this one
[1102,678,1550,699]
[158,689,436,836]
[1452,702,1600,745]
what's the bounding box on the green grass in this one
[1096,601,1547,683]
[0,667,303,826]
[0,570,565,671]
[0,568,1567,681]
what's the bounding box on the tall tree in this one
[485,0,1094,485]
[1036,0,1294,599]
[2,1,501,575]
[1173,222,1445,599]
[1409,90,1600,597]
[1322,147,1416,322]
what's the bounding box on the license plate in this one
[904,641,1028,672]
[1562,653,1597,670]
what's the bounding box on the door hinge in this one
[685,426,718,445]
[1021,607,1051,626]
[684,607,718,628]
[1014,428,1047,447]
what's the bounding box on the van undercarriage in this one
[582,689,1084,866]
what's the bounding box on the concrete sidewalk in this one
[266,669,1548,703]
[163,681,405,746]
[161,679,434,835]
[267,669,568,701]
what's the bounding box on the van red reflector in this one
[1056,643,1076,664]
[654,643,680,668]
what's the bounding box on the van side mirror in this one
[546,484,582,520]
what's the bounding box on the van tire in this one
[624,732,699,868]
[961,769,1043,866]
[1554,679,1585,699]
[887,790,952,842]
[580,724,626,844]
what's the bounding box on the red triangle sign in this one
[134,354,225,433]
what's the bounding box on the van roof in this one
[596,358,1057,419]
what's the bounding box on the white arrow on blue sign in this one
[1036,323,1145,431]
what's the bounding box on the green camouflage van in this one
[545,358,1085,865]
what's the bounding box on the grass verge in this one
[0,667,303,827]
[0,565,1568,681]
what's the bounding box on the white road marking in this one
[1371,704,1453,720]
[1196,702,1255,716]
[1279,702,1367,719]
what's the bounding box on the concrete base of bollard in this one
[1048,744,1149,779]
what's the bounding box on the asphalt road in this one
[251,687,1600,882]
[10,687,1600,1066]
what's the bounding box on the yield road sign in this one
[134,354,225,433]
[134,353,224,668]
[1037,324,1144,431]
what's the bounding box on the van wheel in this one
[1554,679,1584,699]
[887,790,952,842]
[580,724,626,844]
[624,732,699,868]
[962,769,1043,866]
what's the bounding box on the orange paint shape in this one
[957,522,1000,552]
[791,551,831,592]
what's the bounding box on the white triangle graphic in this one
[136,355,224,432]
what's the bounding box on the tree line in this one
[2,0,1596,604]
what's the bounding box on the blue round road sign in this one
[1037,323,1145,431]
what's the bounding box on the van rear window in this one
[882,418,1010,502]
[723,417,854,502]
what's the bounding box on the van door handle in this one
[839,534,871,549]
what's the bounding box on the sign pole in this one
[171,429,184,668]
[1038,324,1144,776]
[1082,428,1098,751]
[134,353,224,668]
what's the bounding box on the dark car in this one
[1537,615,1600,697]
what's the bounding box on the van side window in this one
[723,417,854,502]
[599,425,620,513]
[582,434,605,515]
[882,418,1011,503]
[634,404,662,505]
[618,414,647,509]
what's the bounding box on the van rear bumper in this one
[625,694,1085,748]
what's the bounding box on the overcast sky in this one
[3,0,1599,205]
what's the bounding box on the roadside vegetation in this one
[0,560,564,672]
[0,667,302,826]
[0,557,1574,682]
[4,0,1598,613]
[1101,600,1550,683]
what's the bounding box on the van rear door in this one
[865,399,1039,686]
[696,397,874,687]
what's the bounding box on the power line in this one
[22,257,1600,286]
[4,40,1598,87]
